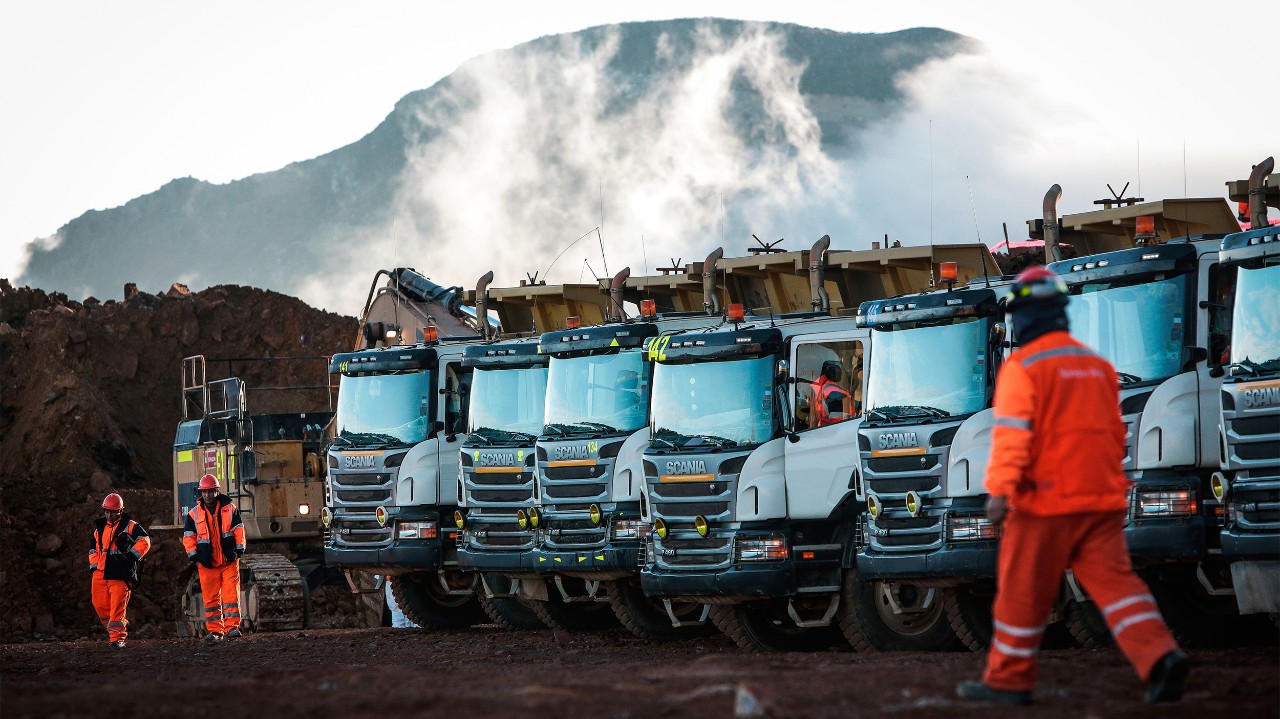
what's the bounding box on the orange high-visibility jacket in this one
[809,376,849,427]
[89,515,152,579]
[183,494,246,568]
[984,331,1130,516]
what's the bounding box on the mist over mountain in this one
[19,19,975,311]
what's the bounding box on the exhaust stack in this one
[1249,156,1274,229]
[475,271,494,340]
[702,247,724,315]
[1043,184,1064,262]
[809,235,831,312]
[609,267,631,321]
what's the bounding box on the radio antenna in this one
[597,180,610,277]
[966,176,992,287]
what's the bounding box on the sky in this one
[2,0,1275,289]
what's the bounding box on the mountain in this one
[19,19,973,310]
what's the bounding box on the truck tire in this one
[1063,597,1112,647]
[709,601,842,653]
[606,579,716,640]
[846,576,959,651]
[479,595,546,630]
[390,572,483,630]
[944,582,994,652]
[527,591,618,632]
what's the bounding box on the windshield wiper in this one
[650,435,679,449]
[865,405,950,423]
[687,434,737,448]
[474,428,536,444]
[1116,371,1143,385]
[338,431,403,447]
[571,421,620,434]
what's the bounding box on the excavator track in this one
[240,554,308,632]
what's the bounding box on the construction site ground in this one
[3,626,1277,718]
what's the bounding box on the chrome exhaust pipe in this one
[475,271,494,340]
[1249,157,1274,229]
[609,267,630,321]
[809,235,831,312]
[1043,184,1063,262]
[702,247,723,315]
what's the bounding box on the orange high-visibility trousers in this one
[197,561,242,635]
[91,573,132,642]
[983,511,1179,692]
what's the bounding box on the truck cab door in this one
[782,331,868,520]
[438,361,473,507]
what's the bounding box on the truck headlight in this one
[1134,490,1197,518]
[611,519,652,541]
[947,515,998,541]
[397,521,439,540]
[735,534,788,563]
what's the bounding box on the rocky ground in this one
[3,626,1276,718]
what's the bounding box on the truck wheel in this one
[479,595,546,630]
[390,572,483,630]
[944,582,994,652]
[709,601,842,652]
[527,585,618,632]
[179,571,205,637]
[1063,597,1112,647]
[606,579,716,640]
[845,576,958,651]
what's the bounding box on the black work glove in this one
[116,534,135,552]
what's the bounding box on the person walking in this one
[183,474,246,641]
[957,266,1189,705]
[90,493,151,648]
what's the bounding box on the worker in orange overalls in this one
[809,360,852,427]
[183,473,246,641]
[957,266,1188,705]
[89,493,151,648]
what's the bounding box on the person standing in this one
[90,493,151,648]
[183,474,246,641]
[957,266,1189,705]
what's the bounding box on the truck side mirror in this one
[1182,346,1208,370]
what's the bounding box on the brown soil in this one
[0,279,358,641]
[2,627,1276,718]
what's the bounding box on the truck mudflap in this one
[323,539,443,571]
[857,542,997,580]
[1231,561,1280,614]
[1125,516,1208,559]
[530,543,640,573]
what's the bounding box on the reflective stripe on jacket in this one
[984,331,1130,516]
[182,494,246,568]
[89,514,152,580]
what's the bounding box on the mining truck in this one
[173,354,336,633]
[453,276,617,630]
[1212,157,1280,626]
[487,267,725,634]
[320,268,493,628]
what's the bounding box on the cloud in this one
[361,22,840,301]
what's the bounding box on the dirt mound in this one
[0,279,358,642]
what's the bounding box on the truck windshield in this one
[651,355,775,449]
[544,349,649,435]
[1066,274,1188,384]
[468,365,549,442]
[1229,262,1280,373]
[864,317,988,420]
[334,370,433,446]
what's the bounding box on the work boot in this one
[956,681,1033,705]
[1146,650,1190,703]
[202,632,223,643]
[225,628,242,638]
[110,640,126,649]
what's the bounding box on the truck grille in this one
[331,515,392,547]
[865,514,943,553]
[462,511,537,551]
[330,469,394,548]
[652,534,733,570]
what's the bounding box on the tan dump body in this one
[464,282,614,335]
[1028,198,1242,256]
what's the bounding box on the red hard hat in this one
[198,474,220,491]
[1005,266,1068,310]
[102,493,124,511]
